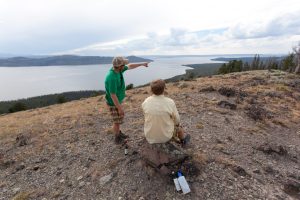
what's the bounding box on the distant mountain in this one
[0,55,153,67]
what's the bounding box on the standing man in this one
[105,56,149,144]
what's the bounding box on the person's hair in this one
[150,79,166,95]
[112,56,128,69]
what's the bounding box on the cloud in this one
[0,0,170,54]
[60,28,223,55]
[1,0,300,55]
[60,8,300,56]
[227,12,300,39]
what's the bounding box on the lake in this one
[0,55,226,101]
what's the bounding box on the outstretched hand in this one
[143,62,149,67]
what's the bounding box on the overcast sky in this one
[0,0,300,56]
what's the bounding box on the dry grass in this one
[105,158,125,170]
[214,156,236,167]
[238,126,266,136]
[51,190,63,199]
[0,96,102,140]
[0,181,6,188]
[272,119,289,128]
[12,191,31,200]
[248,85,269,94]
[213,144,225,151]
[207,107,229,115]
[106,128,114,134]
[192,152,208,165]
[86,158,126,180]
[130,118,144,126]
[286,74,299,79]
[256,122,268,130]
[196,121,204,129]
[275,84,292,92]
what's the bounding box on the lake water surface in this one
[0,55,224,101]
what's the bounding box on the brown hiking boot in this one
[114,134,124,144]
[181,134,191,147]
[119,131,129,139]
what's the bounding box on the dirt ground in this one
[0,70,299,200]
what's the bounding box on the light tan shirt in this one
[142,95,180,144]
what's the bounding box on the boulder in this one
[139,140,188,175]
[217,101,237,110]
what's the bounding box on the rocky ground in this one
[0,70,300,200]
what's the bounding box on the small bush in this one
[185,72,196,81]
[12,191,31,200]
[218,87,236,97]
[9,102,27,113]
[246,105,273,121]
[57,95,67,104]
[126,83,134,90]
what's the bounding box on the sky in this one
[0,0,300,56]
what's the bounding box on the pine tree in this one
[9,102,27,113]
[282,53,295,71]
[251,54,261,70]
[293,42,300,74]
[57,95,67,104]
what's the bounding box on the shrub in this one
[282,53,296,72]
[126,83,134,90]
[9,102,27,113]
[57,95,67,104]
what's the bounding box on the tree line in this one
[0,90,104,114]
[1,83,137,114]
[218,43,300,74]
